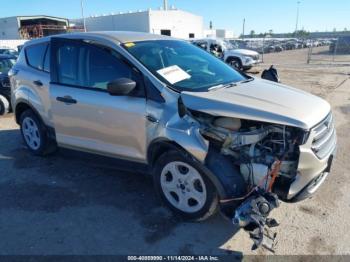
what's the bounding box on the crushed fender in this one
[231,189,279,252]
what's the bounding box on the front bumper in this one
[243,59,261,69]
[290,154,334,202]
[287,113,337,200]
[291,171,329,202]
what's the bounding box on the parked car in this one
[274,45,284,52]
[284,41,298,50]
[0,54,16,114]
[10,32,336,222]
[228,39,248,49]
[191,38,260,70]
[265,45,276,53]
[0,48,19,58]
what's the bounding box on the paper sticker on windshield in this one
[156,65,191,84]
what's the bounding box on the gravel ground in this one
[0,47,349,256]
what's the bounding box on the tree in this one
[293,29,310,38]
[268,29,273,35]
[333,28,337,32]
[344,28,348,32]
[250,30,255,37]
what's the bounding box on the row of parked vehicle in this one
[189,37,336,73]
[229,38,332,54]
[329,36,350,53]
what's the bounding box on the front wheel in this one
[154,151,219,221]
[227,58,243,71]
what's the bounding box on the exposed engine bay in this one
[188,110,307,251]
[191,111,303,192]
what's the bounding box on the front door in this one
[49,38,147,162]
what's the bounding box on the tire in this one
[19,109,57,156]
[227,57,242,71]
[243,66,252,71]
[0,94,10,115]
[154,150,219,221]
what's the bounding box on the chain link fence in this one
[307,35,350,64]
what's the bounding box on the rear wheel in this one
[19,109,56,156]
[154,150,219,221]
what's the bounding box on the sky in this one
[1,0,349,35]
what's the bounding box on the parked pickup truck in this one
[191,38,261,70]
[10,32,336,234]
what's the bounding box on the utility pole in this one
[163,0,168,10]
[295,1,300,32]
[81,0,87,32]
[242,18,245,39]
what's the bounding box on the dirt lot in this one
[0,47,349,256]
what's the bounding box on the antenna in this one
[163,0,168,10]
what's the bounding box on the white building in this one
[0,15,69,40]
[204,29,235,39]
[71,8,204,39]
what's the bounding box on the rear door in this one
[22,42,52,124]
[49,38,147,162]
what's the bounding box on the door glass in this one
[57,44,79,86]
[82,45,133,90]
[56,42,135,91]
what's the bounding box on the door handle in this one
[33,80,43,87]
[146,114,159,123]
[56,96,77,104]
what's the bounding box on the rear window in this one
[25,43,48,71]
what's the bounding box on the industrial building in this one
[204,29,235,39]
[0,15,69,40]
[70,7,204,39]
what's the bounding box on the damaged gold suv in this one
[10,32,336,223]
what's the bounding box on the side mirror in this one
[107,78,136,96]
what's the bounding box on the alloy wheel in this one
[22,117,41,150]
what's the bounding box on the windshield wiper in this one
[208,77,253,91]
[237,78,254,84]
[208,82,237,91]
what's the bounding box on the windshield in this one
[222,40,234,50]
[0,58,16,74]
[123,40,246,92]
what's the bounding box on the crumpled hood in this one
[181,78,330,130]
[226,49,259,56]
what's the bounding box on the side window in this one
[81,44,133,90]
[57,44,79,86]
[25,43,48,71]
[56,41,141,94]
[43,44,50,72]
